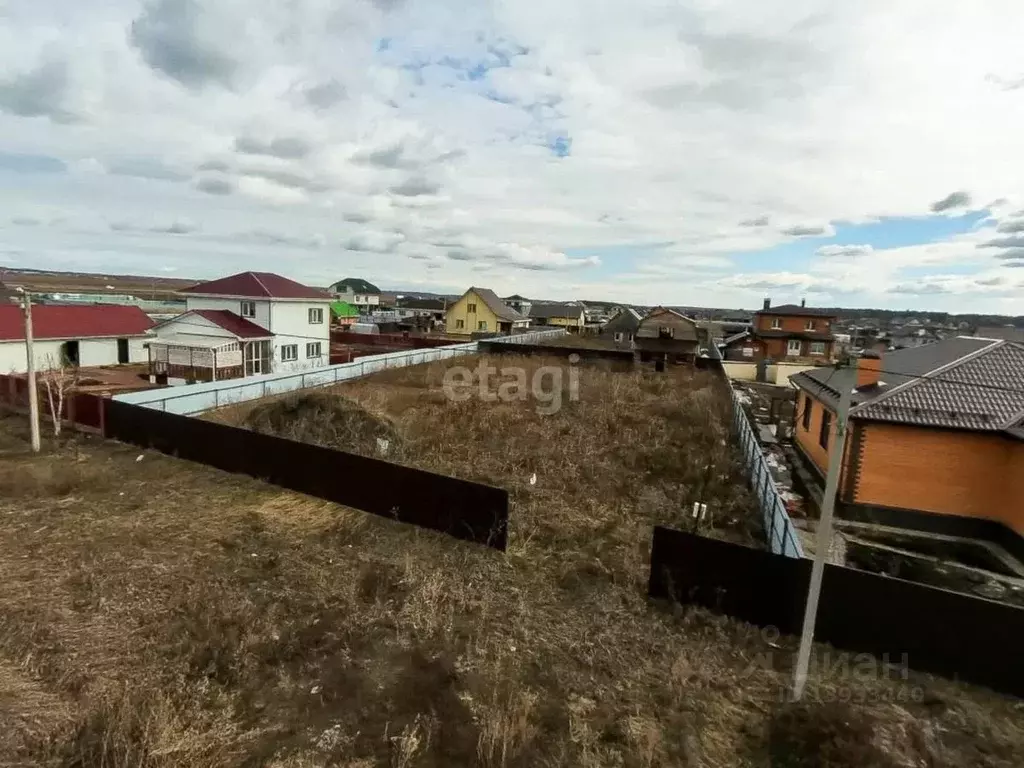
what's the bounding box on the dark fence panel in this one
[648,525,1024,698]
[106,400,509,550]
[478,340,635,364]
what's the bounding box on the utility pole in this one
[792,362,854,700]
[22,290,41,452]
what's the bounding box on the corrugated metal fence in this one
[732,387,804,558]
[114,327,567,415]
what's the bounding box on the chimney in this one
[763,297,771,311]
[800,297,806,308]
[856,351,882,389]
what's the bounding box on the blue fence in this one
[731,388,804,558]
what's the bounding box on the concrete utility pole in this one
[792,363,854,700]
[21,290,41,453]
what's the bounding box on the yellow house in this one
[445,287,531,336]
[528,302,587,333]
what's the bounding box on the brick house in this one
[790,338,1024,559]
[724,299,836,362]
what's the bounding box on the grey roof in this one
[467,287,525,322]
[791,337,1024,437]
[528,302,584,319]
[601,307,643,334]
[975,326,1024,343]
[758,303,837,318]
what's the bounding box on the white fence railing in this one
[114,343,478,415]
[731,387,804,558]
[112,328,568,416]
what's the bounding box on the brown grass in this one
[0,358,1021,767]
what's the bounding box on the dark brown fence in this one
[0,373,106,433]
[105,400,509,550]
[478,340,636,365]
[331,331,460,350]
[648,525,1024,698]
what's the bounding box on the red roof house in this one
[179,271,332,300]
[0,304,154,341]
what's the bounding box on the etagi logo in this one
[442,355,581,415]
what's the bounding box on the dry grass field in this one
[0,357,1021,767]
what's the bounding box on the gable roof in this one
[791,337,1024,438]
[528,302,584,319]
[757,303,837,318]
[0,304,154,342]
[462,287,525,322]
[180,272,332,300]
[602,307,643,334]
[187,310,273,338]
[331,277,380,294]
[637,307,699,341]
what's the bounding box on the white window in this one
[240,300,256,318]
[742,346,754,358]
[771,317,782,329]
[455,319,465,329]
[306,342,322,358]
[308,308,324,324]
[787,339,802,356]
[809,341,826,356]
[478,320,488,331]
[805,320,815,330]
[281,344,298,362]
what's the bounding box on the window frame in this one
[805,319,815,331]
[787,339,803,356]
[240,300,256,318]
[280,344,298,362]
[802,396,813,431]
[770,317,782,329]
[455,319,465,329]
[809,341,826,356]
[478,320,488,331]
[467,302,477,313]
[308,307,324,324]
[819,409,832,450]
[305,342,322,359]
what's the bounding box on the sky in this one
[1,1,1024,313]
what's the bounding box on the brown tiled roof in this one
[757,303,837,318]
[791,337,1024,438]
[466,287,525,321]
[180,271,332,300]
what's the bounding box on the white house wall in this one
[0,336,148,374]
[267,301,331,373]
[183,297,272,331]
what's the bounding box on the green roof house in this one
[329,277,381,313]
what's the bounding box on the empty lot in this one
[0,360,1021,766]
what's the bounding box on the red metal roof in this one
[189,309,273,338]
[179,271,332,300]
[0,304,154,342]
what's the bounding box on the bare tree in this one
[40,354,79,437]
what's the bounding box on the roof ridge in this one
[850,338,1002,415]
[248,271,272,297]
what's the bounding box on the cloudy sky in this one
[2,0,1024,312]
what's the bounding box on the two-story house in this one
[634,307,703,363]
[445,287,530,336]
[330,277,381,314]
[724,299,837,362]
[148,271,332,384]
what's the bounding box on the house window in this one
[802,396,813,431]
[742,346,754,358]
[787,339,802,356]
[281,344,298,362]
[805,320,815,331]
[809,341,826,356]
[819,410,832,450]
[771,318,782,329]
[240,301,256,318]
[308,308,324,324]
[614,332,623,342]
[478,320,488,331]
[455,319,465,329]
[306,342,322,358]
[467,302,477,313]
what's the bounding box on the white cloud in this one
[0,1,1023,310]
